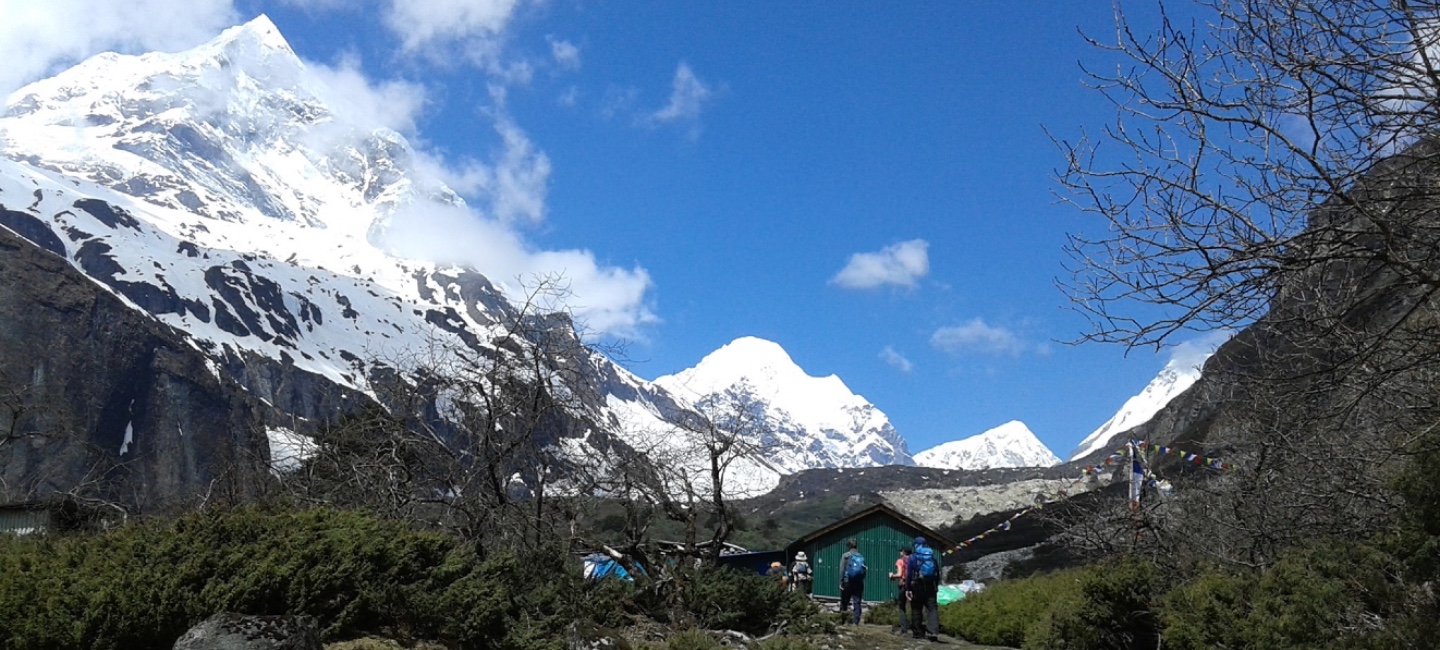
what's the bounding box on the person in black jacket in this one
[838,538,865,624]
[905,536,940,641]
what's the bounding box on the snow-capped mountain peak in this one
[654,336,912,472]
[0,18,792,499]
[1067,352,1211,461]
[913,420,1060,470]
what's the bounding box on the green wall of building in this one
[789,510,929,603]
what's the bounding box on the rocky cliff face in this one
[0,225,271,510]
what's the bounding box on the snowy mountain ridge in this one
[1067,353,1213,461]
[913,420,1060,470]
[654,336,913,473]
[0,16,785,496]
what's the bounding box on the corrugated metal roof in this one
[0,507,52,535]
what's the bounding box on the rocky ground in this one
[325,624,1017,650]
[827,624,1013,650]
[879,478,1097,529]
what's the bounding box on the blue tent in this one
[583,553,635,581]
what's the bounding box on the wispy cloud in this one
[931,319,1026,356]
[648,62,713,131]
[1165,330,1232,372]
[548,37,580,70]
[880,346,914,373]
[557,86,579,108]
[601,85,640,119]
[385,0,520,58]
[297,17,648,336]
[831,239,930,290]
[305,54,428,135]
[0,0,237,98]
[376,117,654,336]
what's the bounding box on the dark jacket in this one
[905,545,937,591]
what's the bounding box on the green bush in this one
[665,629,721,650]
[1157,568,1254,650]
[939,569,1080,647]
[1021,556,1162,650]
[0,507,828,649]
[861,600,899,626]
[0,507,586,650]
[1160,540,1422,650]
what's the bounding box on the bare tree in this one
[599,389,777,565]
[279,276,606,555]
[1054,0,1440,568]
[1059,0,1440,348]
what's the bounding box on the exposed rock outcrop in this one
[172,613,320,650]
[0,226,271,511]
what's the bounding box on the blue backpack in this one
[844,552,867,582]
[914,546,938,581]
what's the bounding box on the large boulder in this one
[172,613,320,650]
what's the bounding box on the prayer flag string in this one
[938,441,1235,556]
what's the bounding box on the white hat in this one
[795,552,807,560]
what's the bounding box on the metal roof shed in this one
[785,503,956,603]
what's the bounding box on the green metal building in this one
[785,503,956,603]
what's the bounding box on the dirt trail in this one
[826,623,1014,650]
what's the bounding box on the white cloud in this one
[549,37,581,70]
[297,25,641,337]
[880,346,914,373]
[381,115,651,336]
[931,319,1026,356]
[650,62,713,124]
[1166,329,1232,372]
[0,0,237,98]
[385,0,521,64]
[479,116,552,224]
[831,239,930,289]
[378,201,656,337]
[304,55,428,135]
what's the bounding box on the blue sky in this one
[0,1,1223,459]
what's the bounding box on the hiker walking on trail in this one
[890,547,911,634]
[905,536,940,641]
[766,561,787,587]
[838,538,866,625]
[789,552,813,595]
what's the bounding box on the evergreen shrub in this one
[665,629,721,650]
[861,600,898,625]
[0,507,581,650]
[1021,556,1161,650]
[938,568,1079,647]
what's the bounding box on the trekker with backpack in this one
[789,552,813,595]
[890,547,911,634]
[905,536,941,641]
[838,538,866,624]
